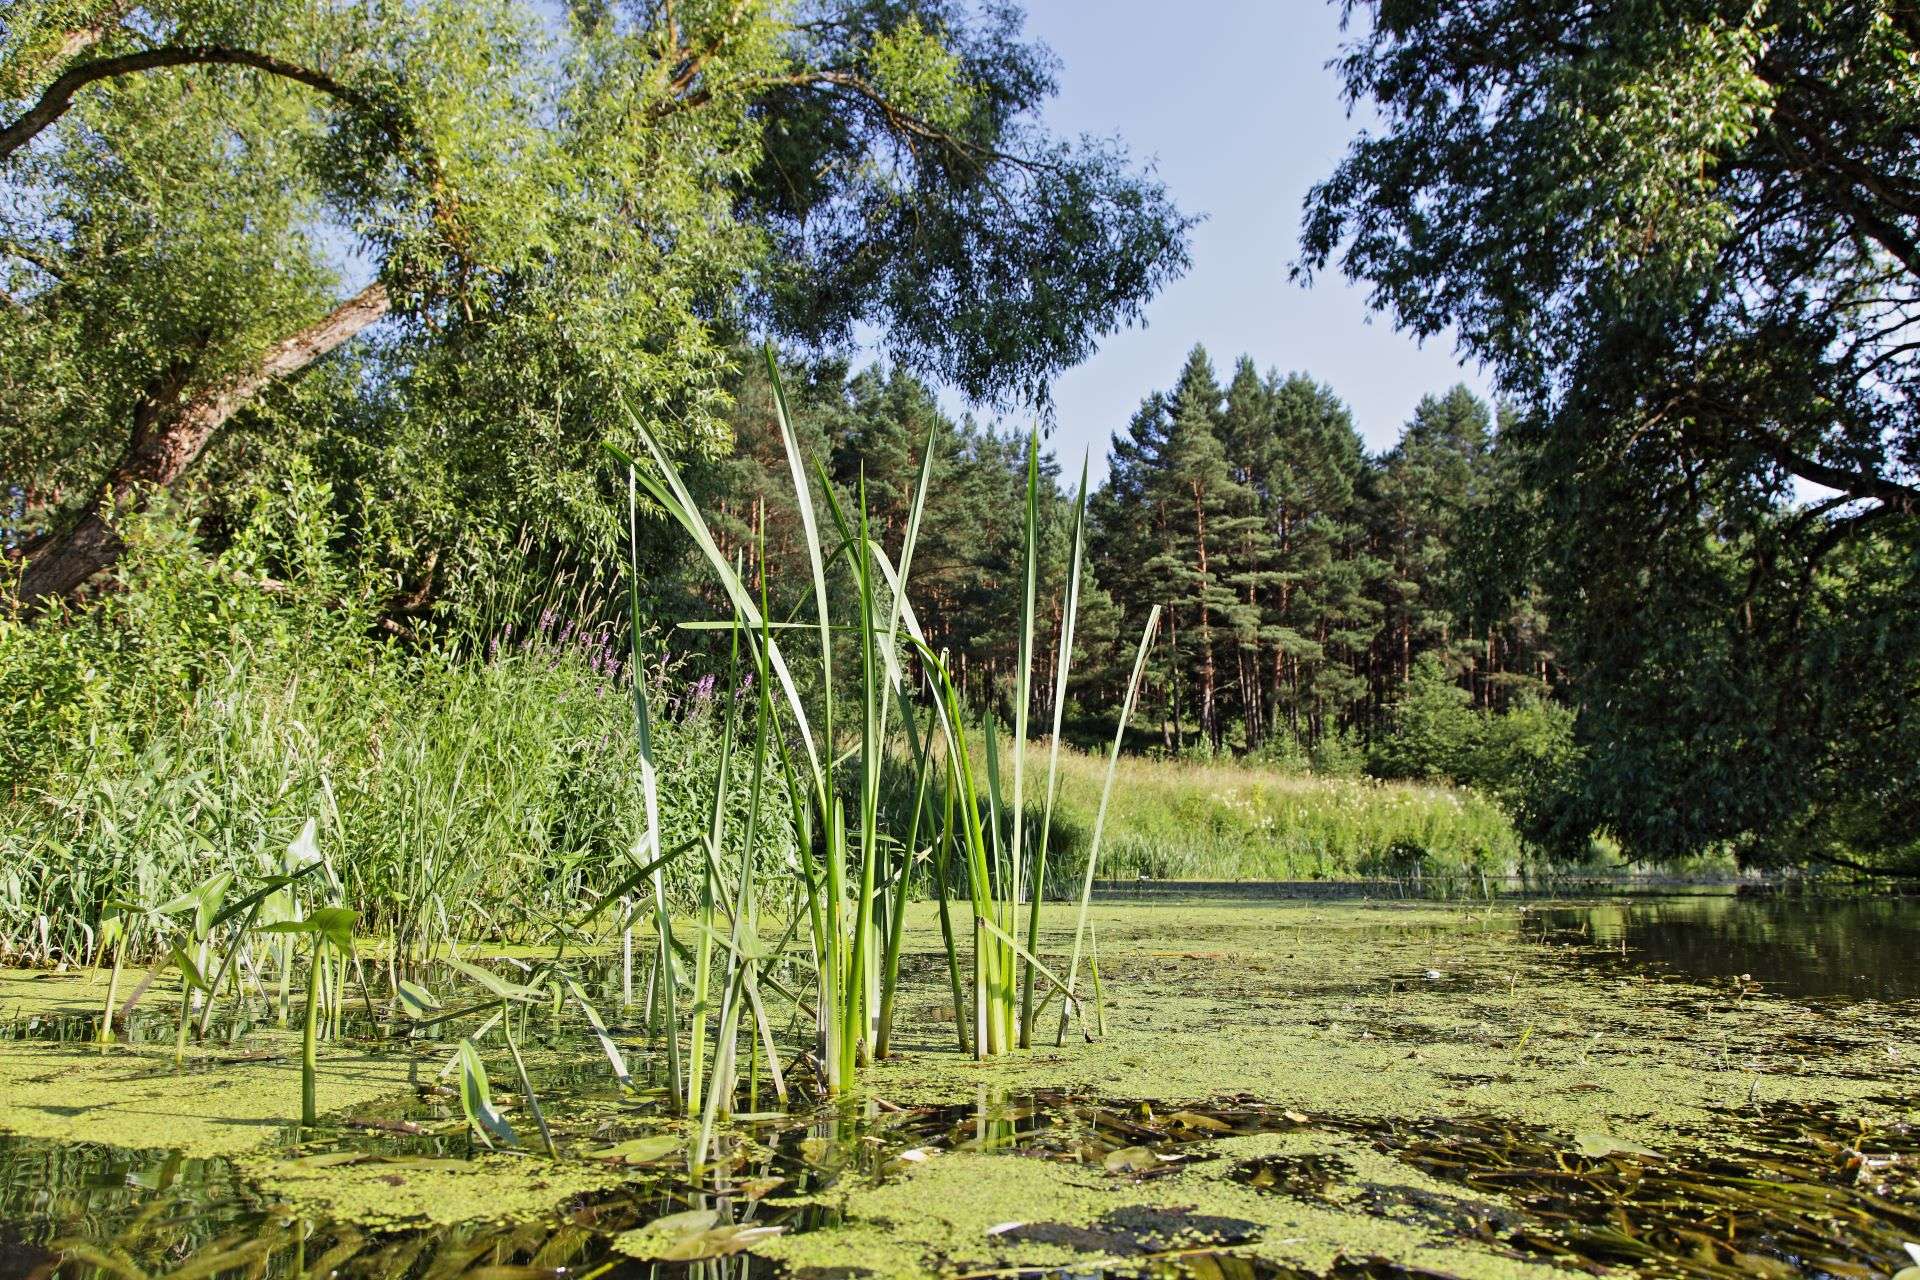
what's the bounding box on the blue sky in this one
[1000,0,1491,480]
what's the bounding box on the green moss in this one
[5,901,1914,1277]
[0,970,419,1158]
[756,1138,1570,1280]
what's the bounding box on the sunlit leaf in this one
[444,955,541,1003]
[455,1039,517,1149]
[585,1133,680,1165]
[397,980,441,1019]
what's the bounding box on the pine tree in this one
[1140,347,1260,751]
[1369,385,1495,714]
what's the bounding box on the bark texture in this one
[16,282,390,603]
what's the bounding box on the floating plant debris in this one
[5,1085,1917,1280]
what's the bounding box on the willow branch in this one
[1,44,381,161]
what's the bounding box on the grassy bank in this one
[0,510,785,963]
[2,505,1523,966]
[1031,744,1522,886]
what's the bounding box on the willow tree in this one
[3,0,1190,605]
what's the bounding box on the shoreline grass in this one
[1027,743,1522,885]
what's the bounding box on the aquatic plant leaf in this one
[168,944,211,992]
[285,1151,369,1168]
[562,976,632,1087]
[614,1210,782,1262]
[1575,1133,1664,1160]
[443,956,540,1003]
[257,906,355,953]
[1103,1146,1161,1174]
[287,818,322,869]
[308,907,355,953]
[158,872,233,937]
[632,1208,717,1236]
[602,1137,682,1167]
[212,863,323,928]
[797,1136,845,1170]
[397,980,441,1019]
[658,1225,784,1262]
[455,1039,517,1149]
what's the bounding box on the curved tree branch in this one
[14,281,391,603]
[1745,427,1920,516]
[1,44,382,162]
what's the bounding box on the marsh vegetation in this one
[6,0,1919,1275]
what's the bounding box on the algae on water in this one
[2,900,1915,1278]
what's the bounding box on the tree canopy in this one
[1302,0,1920,873]
[2,0,1191,603]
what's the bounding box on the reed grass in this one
[0,602,790,965]
[609,344,1153,1095]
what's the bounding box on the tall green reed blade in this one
[817,467,890,1072]
[1022,453,1089,1046]
[688,607,742,1111]
[622,466,683,1109]
[908,638,1013,1056]
[607,384,839,1086]
[607,348,857,1092]
[1057,605,1161,1046]
[868,547,980,1056]
[1009,431,1041,1036]
[876,707,933,1058]
[979,712,1015,1051]
[862,427,936,1057]
[933,757,971,1055]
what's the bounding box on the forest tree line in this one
[6,0,1917,880]
[651,344,1562,793]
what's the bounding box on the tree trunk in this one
[1191,483,1218,751]
[16,282,389,603]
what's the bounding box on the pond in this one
[0,897,1915,1280]
[1523,892,1920,1001]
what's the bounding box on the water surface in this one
[1525,893,1920,1001]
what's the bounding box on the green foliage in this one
[1370,654,1480,783]
[0,499,792,961]
[1303,0,1920,872]
[4,0,1190,608]
[1029,743,1520,883]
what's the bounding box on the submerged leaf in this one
[1575,1133,1664,1160]
[616,1208,784,1263]
[1103,1145,1161,1174]
[284,1151,369,1169]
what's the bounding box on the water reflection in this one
[1523,894,1920,1000]
[4,1086,1915,1280]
